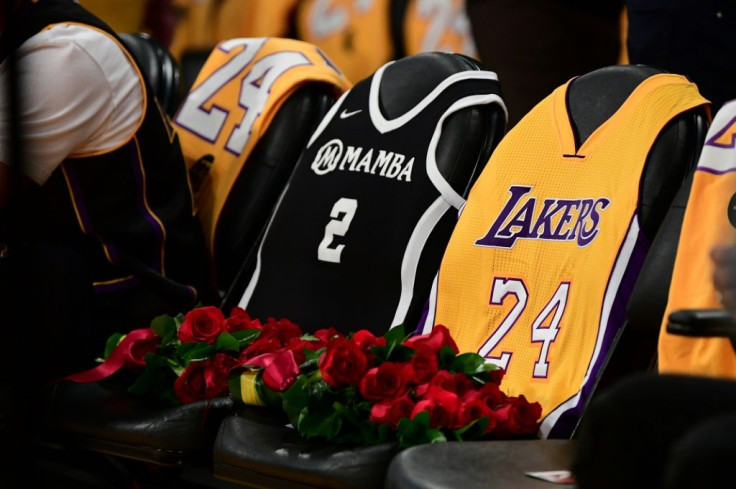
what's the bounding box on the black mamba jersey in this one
[2,0,210,326]
[238,60,504,333]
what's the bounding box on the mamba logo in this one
[311,139,414,181]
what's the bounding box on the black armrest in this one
[667,309,736,338]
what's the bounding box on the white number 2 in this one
[318,198,358,263]
[478,278,569,378]
[175,39,311,155]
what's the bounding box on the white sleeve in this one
[0,24,145,185]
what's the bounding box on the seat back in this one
[424,65,708,438]
[223,52,506,334]
[173,38,349,290]
[119,32,182,116]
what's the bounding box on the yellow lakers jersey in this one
[404,0,476,59]
[425,74,707,437]
[658,100,736,378]
[172,37,350,257]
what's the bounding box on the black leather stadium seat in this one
[40,41,341,477]
[119,32,182,116]
[211,52,506,489]
[384,65,708,489]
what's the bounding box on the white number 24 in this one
[479,278,570,378]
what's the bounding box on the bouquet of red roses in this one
[72,305,542,448]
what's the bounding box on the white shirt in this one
[0,23,144,184]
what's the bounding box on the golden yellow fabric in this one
[78,0,146,33]
[403,0,476,59]
[169,0,219,58]
[659,102,736,378]
[434,74,707,425]
[173,37,350,256]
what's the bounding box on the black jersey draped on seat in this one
[223,51,506,335]
[211,52,507,489]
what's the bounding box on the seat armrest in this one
[667,309,736,337]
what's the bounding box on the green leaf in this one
[128,354,169,397]
[383,324,407,349]
[300,334,319,341]
[103,333,125,359]
[297,406,343,440]
[150,314,177,345]
[450,352,486,375]
[282,376,310,421]
[179,342,215,364]
[230,329,261,347]
[439,346,457,370]
[215,332,240,352]
[453,417,490,440]
[303,348,322,362]
[174,312,186,328]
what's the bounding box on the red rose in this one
[429,370,474,396]
[178,306,227,344]
[282,336,311,365]
[174,353,237,403]
[352,330,386,357]
[409,345,439,384]
[477,382,507,409]
[456,398,496,434]
[120,328,161,370]
[318,338,368,388]
[359,362,409,401]
[370,395,415,429]
[494,395,542,437]
[411,386,461,428]
[313,327,344,347]
[487,366,505,386]
[225,307,262,332]
[260,318,303,344]
[404,324,459,353]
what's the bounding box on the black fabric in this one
[213,411,398,489]
[240,53,504,334]
[627,0,736,112]
[214,83,336,290]
[574,374,736,489]
[385,440,577,489]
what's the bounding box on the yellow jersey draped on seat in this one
[423,74,707,437]
[658,100,736,378]
[173,37,350,257]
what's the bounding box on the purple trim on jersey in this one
[546,215,650,438]
[93,276,141,294]
[315,46,342,76]
[414,298,431,336]
[63,163,123,265]
[130,142,165,274]
[705,115,736,148]
[696,167,736,175]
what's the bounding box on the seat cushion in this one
[213,409,398,489]
[385,440,577,489]
[43,381,233,466]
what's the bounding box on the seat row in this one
[38,33,724,489]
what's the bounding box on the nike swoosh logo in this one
[339,109,362,119]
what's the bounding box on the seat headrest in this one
[568,65,666,147]
[119,32,181,116]
[378,52,487,120]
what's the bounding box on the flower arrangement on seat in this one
[68,305,542,448]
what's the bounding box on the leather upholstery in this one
[385,440,577,489]
[43,380,233,466]
[213,410,397,489]
[119,32,181,116]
